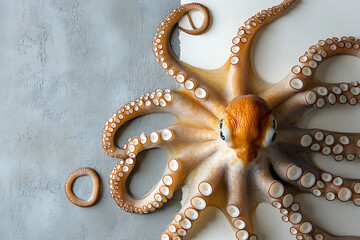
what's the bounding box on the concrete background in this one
[0,0,180,239]
[2,0,360,240]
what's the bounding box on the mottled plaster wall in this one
[0,1,180,239]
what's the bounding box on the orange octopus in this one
[66,1,360,239]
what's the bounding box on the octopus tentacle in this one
[110,138,219,214]
[223,166,257,240]
[269,149,317,192]
[314,172,360,206]
[102,89,219,158]
[165,91,220,126]
[176,9,210,35]
[272,92,307,125]
[153,3,227,116]
[262,37,360,108]
[274,81,360,124]
[75,1,360,238]
[260,169,360,240]
[160,151,225,240]
[269,151,360,206]
[65,167,101,207]
[226,0,296,99]
[277,128,360,161]
[293,168,360,206]
[102,89,174,158]
[303,81,360,109]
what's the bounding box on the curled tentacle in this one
[102,89,174,158]
[176,6,210,35]
[277,128,360,161]
[110,137,220,214]
[262,37,360,108]
[65,167,101,207]
[153,3,227,116]
[226,0,297,99]
[102,89,219,158]
[260,169,360,240]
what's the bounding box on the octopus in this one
[65,0,360,239]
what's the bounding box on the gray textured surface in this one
[0,1,180,239]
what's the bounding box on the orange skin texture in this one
[224,95,272,164]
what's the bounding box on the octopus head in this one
[220,95,277,163]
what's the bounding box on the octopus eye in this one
[273,120,277,130]
[220,123,232,142]
[271,132,276,142]
[220,131,225,140]
[262,127,276,147]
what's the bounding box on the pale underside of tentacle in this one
[277,128,360,162]
[110,136,221,214]
[160,149,228,240]
[273,81,360,125]
[221,165,259,240]
[159,149,276,240]
[268,148,360,206]
[100,87,225,214]
[259,167,360,240]
[262,36,360,109]
[268,148,317,191]
[101,89,219,159]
